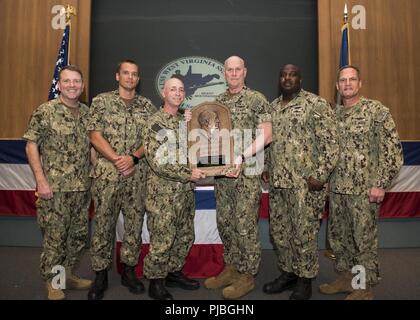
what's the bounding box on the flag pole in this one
[344,4,351,65]
[65,4,77,65]
[344,3,348,23]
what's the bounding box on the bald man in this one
[142,78,206,300]
[262,64,339,300]
[204,56,271,299]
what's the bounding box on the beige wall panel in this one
[318,0,420,140]
[0,0,91,138]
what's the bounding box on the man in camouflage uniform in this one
[142,78,206,300]
[203,56,271,299]
[23,65,92,300]
[262,64,339,300]
[319,65,403,300]
[87,60,157,300]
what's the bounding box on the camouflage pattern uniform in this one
[268,89,339,279]
[142,110,194,279]
[23,98,91,280]
[215,86,270,276]
[88,90,157,271]
[329,97,403,285]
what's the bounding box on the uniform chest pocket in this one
[78,119,89,136]
[49,122,77,150]
[51,121,74,136]
[347,117,371,150]
[287,107,307,128]
[349,117,370,134]
[105,114,126,131]
[272,111,287,131]
[232,111,252,128]
[132,112,147,127]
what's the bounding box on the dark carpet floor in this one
[0,247,419,300]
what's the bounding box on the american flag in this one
[48,25,70,100]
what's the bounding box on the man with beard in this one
[262,64,339,300]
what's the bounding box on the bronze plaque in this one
[188,101,234,176]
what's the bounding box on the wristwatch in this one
[130,154,140,165]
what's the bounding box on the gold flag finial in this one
[344,3,348,23]
[65,4,77,25]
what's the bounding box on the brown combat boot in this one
[66,272,93,290]
[345,286,374,300]
[204,264,240,289]
[222,274,255,299]
[319,271,354,295]
[324,249,336,261]
[46,280,65,300]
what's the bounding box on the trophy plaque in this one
[188,102,234,176]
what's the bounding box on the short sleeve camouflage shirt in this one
[88,90,157,181]
[23,98,91,191]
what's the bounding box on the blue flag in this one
[48,25,70,100]
[339,22,350,68]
